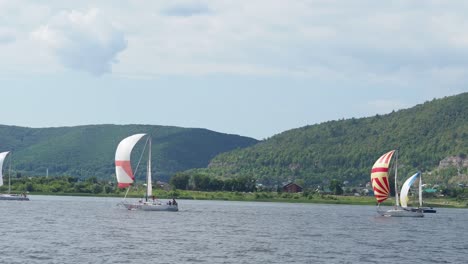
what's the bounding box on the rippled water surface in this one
[0,196,467,263]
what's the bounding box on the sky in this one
[0,0,467,140]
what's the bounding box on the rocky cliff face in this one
[439,156,468,169]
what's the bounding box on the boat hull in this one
[378,208,424,217]
[411,207,436,213]
[0,194,30,201]
[120,201,178,212]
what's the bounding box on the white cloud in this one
[2,0,468,88]
[112,0,468,85]
[32,8,127,75]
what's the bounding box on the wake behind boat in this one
[0,151,29,201]
[377,207,423,217]
[115,133,178,212]
[371,150,423,217]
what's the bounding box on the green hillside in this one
[0,124,258,182]
[188,93,468,187]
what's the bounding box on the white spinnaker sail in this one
[400,171,421,208]
[0,151,9,187]
[115,134,146,188]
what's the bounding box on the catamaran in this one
[115,133,178,211]
[400,171,437,213]
[0,151,29,201]
[370,150,423,217]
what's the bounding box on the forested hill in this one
[0,124,258,182]
[190,92,468,187]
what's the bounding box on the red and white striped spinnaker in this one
[370,150,395,204]
[115,134,146,188]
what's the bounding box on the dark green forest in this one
[0,124,258,182]
[183,93,468,188]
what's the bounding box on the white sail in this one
[146,138,152,197]
[400,171,421,208]
[0,151,10,187]
[115,134,146,188]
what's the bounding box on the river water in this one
[0,196,466,264]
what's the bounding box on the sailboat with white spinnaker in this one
[115,133,178,211]
[400,171,436,213]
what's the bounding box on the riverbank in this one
[27,190,468,208]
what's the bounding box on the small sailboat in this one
[115,133,178,211]
[400,172,436,213]
[0,151,29,201]
[370,150,423,217]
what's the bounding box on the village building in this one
[282,182,303,193]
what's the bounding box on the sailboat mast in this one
[419,172,423,207]
[146,137,153,201]
[394,150,400,207]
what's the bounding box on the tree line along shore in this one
[4,175,467,208]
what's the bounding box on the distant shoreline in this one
[26,191,468,208]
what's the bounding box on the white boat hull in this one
[120,201,178,211]
[378,207,423,217]
[0,194,30,201]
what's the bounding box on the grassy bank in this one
[29,190,468,208]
